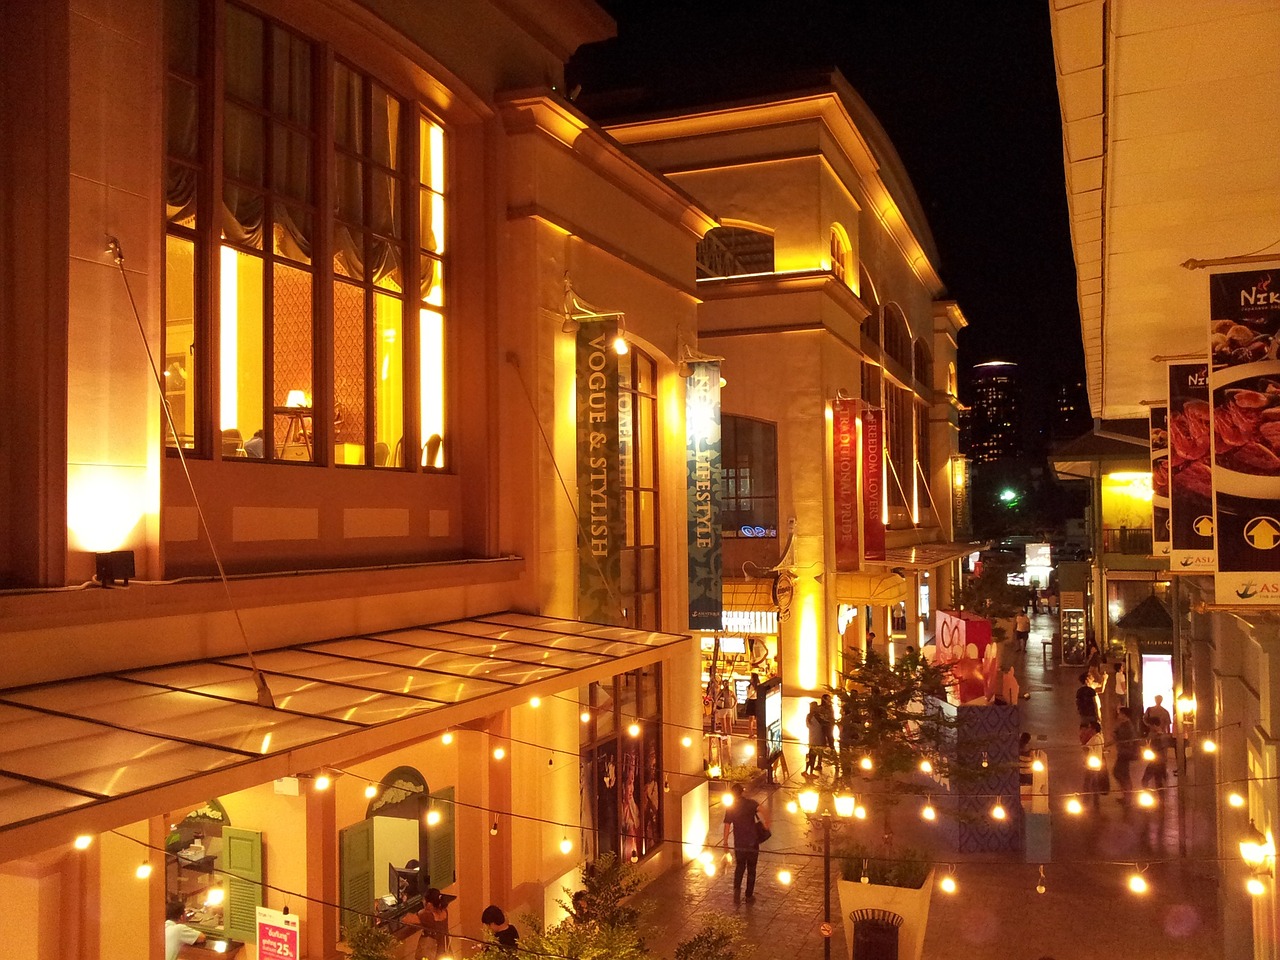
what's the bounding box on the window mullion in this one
[313,41,334,465]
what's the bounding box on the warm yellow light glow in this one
[260,732,272,754]
[991,802,1007,821]
[1128,873,1148,894]
[364,784,378,799]
[939,875,957,894]
[1177,696,1197,715]
[559,837,573,855]
[530,696,541,708]
[797,592,820,690]
[1229,792,1246,808]
[919,759,933,775]
[613,334,629,355]
[859,756,874,772]
[419,309,445,468]
[220,245,239,429]
[314,774,331,791]
[1137,791,1156,809]
[1087,755,1102,771]
[786,800,798,814]
[426,809,442,827]
[1202,739,1217,753]
[582,712,592,724]
[703,862,716,877]
[722,792,735,808]
[136,863,153,880]
[833,794,856,818]
[628,722,641,738]
[74,834,93,850]
[1032,759,1045,773]
[697,850,713,865]
[708,765,722,778]
[205,887,225,907]
[743,743,755,757]
[285,389,309,408]
[777,869,793,885]
[1240,839,1270,867]
[799,790,820,814]
[681,735,693,747]
[441,732,454,745]
[492,747,506,760]
[427,122,445,197]
[1248,877,1266,896]
[67,464,148,553]
[854,804,867,820]
[1142,747,1156,762]
[1065,797,1083,816]
[921,802,936,821]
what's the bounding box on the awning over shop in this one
[0,612,688,862]
[831,571,908,605]
[719,578,779,634]
[878,541,986,571]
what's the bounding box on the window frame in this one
[721,414,779,538]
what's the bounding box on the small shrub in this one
[345,917,396,960]
[675,914,744,960]
[836,842,930,889]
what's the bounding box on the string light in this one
[859,859,869,884]
[1065,796,1084,816]
[1202,738,1217,754]
[990,800,1007,821]
[743,743,755,757]
[777,869,793,885]
[364,784,378,799]
[74,835,93,850]
[627,722,641,738]
[1128,869,1149,895]
[314,774,332,791]
[858,755,874,771]
[530,697,541,708]
[1032,758,1045,773]
[980,752,989,769]
[1228,792,1246,808]
[580,711,591,724]
[1247,877,1266,896]
[441,732,454,745]
[1086,755,1103,771]
[548,756,554,768]
[939,872,957,894]
[493,747,506,761]
[854,803,867,820]
[681,735,693,747]
[629,850,639,864]
[921,800,936,821]
[490,822,498,836]
[425,808,443,826]
[1142,747,1156,762]
[136,862,153,879]
[1137,791,1156,809]
[559,836,573,854]
[919,759,933,775]
[664,777,670,793]
[1035,865,1046,895]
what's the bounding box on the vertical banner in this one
[1150,405,1171,557]
[257,906,299,959]
[686,361,723,630]
[832,398,859,570]
[1210,270,1280,603]
[862,407,886,561]
[1168,362,1215,571]
[951,455,971,539]
[577,323,623,624]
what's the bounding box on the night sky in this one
[568,1,1084,444]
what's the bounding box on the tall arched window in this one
[883,305,911,370]
[696,225,774,278]
[618,347,660,629]
[913,340,932,386]
[829,224,852,286]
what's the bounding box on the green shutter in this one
[427,787,455,890]
[339,818,375,936]
[222,827,263,942]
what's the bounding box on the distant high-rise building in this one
[968,360,1022,463]
[1054,379,1091,442]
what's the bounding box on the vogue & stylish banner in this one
[1210,270,1280,603]
[832,398,859,570]
[577,323,623,624]
[1168,361,1216,571]
[686,362,723,630]
[862,407,886,561]
[1150,404,1170,557]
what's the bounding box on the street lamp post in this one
[799,788,851,960]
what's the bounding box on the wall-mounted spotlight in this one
[95,550,136,587]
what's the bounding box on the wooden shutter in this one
[339,818,375,935]
[426,787,455,889]
[222,827,263,942]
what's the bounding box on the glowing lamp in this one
[991,802,1007,821]
[1087,755,1102,771]
[441,732,454,745]
[859,756,874,772]
[559,837,573,855]
[1247,877,1266,896]
[681,735,693,747]
[1065,797,1083,816]
[364,784,378,799]
[786,800,798,814]
[74,835,93,851]
[627,722,641,738]
[1240,839,1269,868]
[1128,873,1148,894]
[136,863,153,880]
[798,789,820,814]
[1202,739,1217,754]
[529,696,541,708]
[833,794,856,818]
[854,804,867,820]
[1032,759,1045,773]
[777,869,793,885]
[426,810,442,827]
[492,747,506,760]
[1228,792,1246,808]
[1137,791,1156,809]
[939,874,957,894]
[743,744,756,757]
[205,887,225,907]
[722,791,735,808]
[314,774,331,791]
[919,759,934,775]
[1142,747,1156,762]
[581,711,592,724]
[613,334,628,355]
[921,802,936,822]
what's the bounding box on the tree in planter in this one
[821,647,959,853]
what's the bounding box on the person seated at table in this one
[243,429,265,458]
[165,900,205,960]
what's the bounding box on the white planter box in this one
[836,869,934,960]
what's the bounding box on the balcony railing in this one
[1102,527,1153,556]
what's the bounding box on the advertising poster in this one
[1210,270,1280,603]
[257,907,299,959]
[1167,362,1216,571]
[754,677,784,771]
[1149,404,1171,557]
[832,398,859,570]
[577,322,623,624]
[861,407,886,561]
[686,362,723,630]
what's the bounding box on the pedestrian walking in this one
[1112,707,1140,805]
[721,782,769,903]
[715,680,735,736]
[1014,611,1031,652]
[1075,673,1100,726]
[1112,662,1129,717]
[1143,695,1172,743]
[1140,721,1170,789]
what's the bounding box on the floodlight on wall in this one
[94,550,136,588]
[561,273,625,340]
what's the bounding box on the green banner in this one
[686,362,722,630]
[577,323,623,624]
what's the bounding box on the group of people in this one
[1075,659,1174,808]
[802,694,836,776]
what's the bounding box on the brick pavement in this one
[638,614,1225,959]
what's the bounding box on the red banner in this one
[832,399,859,570]
[862,407,886,560]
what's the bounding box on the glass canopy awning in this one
[0,612,688,861]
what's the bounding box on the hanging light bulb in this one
[1137,791,1156,809]
[490,822,499,836]
[980,752,989,769]
[1035,865,1046,895]
[743,743,756,757]
[73,834,94,851]
[580,711,592,724]
[548,755,554,768]
[1128,871,1148,894]
[1228,792,1246,808]
[722,791,735,808]
[365,784,378,799]
[786,800,799,814]
[530,696,541,708]
[629,850,639,864]
[613,331,629,355]
[314,774,332,791]
[990,800,1007,821]
[859,860,869,885]
[1202,738,1217,754]
[1142,746,1156,762]
[860,756,874,772]
[426,809,442,827]
[919,759,934,775]
[559,836,573,855]
[939,873,957,894]
[493,746,506,760]
[681,735,693,748]
[1065,797,1084,816]
[441,732,454,745]
[136,862,153,880]
[1247,877,1266,896]
[1031,758,1045,773]
[1086,754,1102,771]
[921,800,936,822]
[627,722,641,738]
[663,777,670,793]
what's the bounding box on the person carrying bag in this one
[721,783,770,902]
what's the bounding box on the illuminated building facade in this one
[966,360,1022,464]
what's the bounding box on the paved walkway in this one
[640,614,1224,959]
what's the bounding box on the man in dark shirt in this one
[1075,673,1099,724]
[721,783,769,902]
[481,904,519,953]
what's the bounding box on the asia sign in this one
[686,361,722,630]
[1149,404,1170,557]
[1210,270,1280,603]
[1168,362,1215,571]
[832,398,859,571]
[577,322,623,624]
[862,407,886,561]
[256,907,299,959]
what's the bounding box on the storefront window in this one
[165,799,263,944]
[722,415,778,537]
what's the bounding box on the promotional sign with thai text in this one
[257,907,299,959]
[686,362,722,630]
[577,322,623,624]
[861,407,886,561]
[1150,404,1170,557]
[832,398,859,570]
[1167,362,1216,571]
[1209,270,1280,603]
